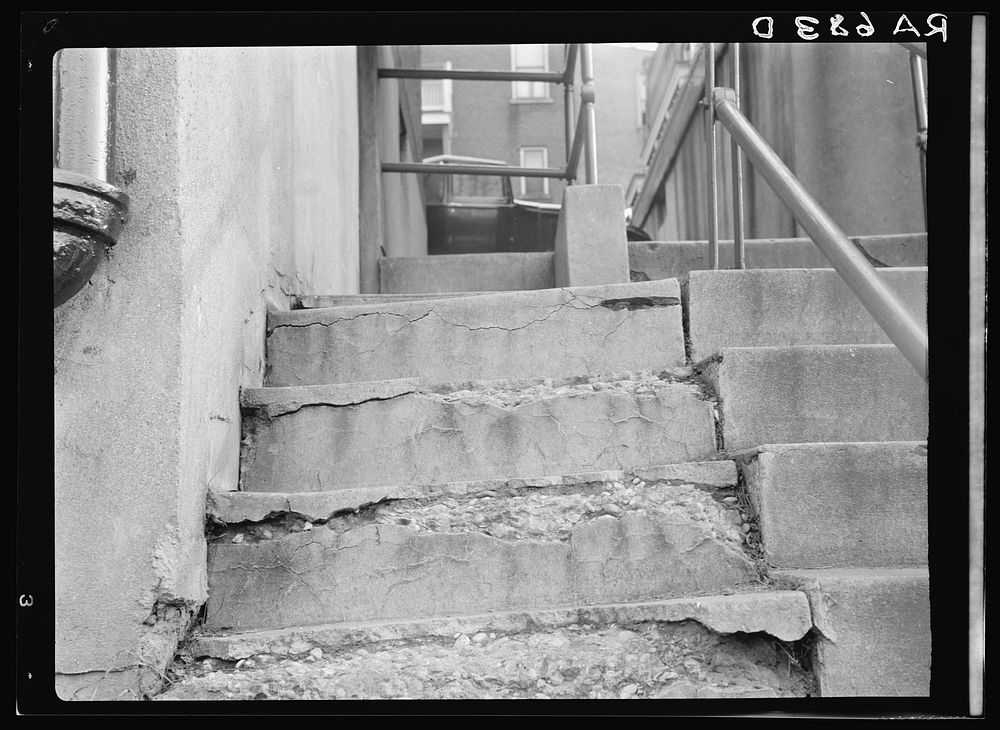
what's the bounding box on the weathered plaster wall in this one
[53,46,360,700]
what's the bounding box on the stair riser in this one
[265,280,686,387]
[629,233,927,282]
[774,568,930,697]
[379,252,554,295]
[707,345,927,450]
[737,442,927,569]
[686,268,926,360]
[241,383,717,492]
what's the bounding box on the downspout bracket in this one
[53,168,130,307]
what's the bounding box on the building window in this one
[518,146,549,198]
[511,44,550,101]
[421,61,452,114]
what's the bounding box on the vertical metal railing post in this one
[580,43,598,184]
[730,43,746,268]
[563,45,577,183]
[704,43,719,269]
[908,50,928,230]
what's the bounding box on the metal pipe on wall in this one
[730,43,746,269]
[53,48,116,182]
[704,43,719,269]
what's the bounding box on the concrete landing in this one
[266,279,686,387]
[685,267,927,360]
[629,233,927,282]
[163,592,815,699]
[773,567,930,697]
[704,345,927,451]
[379,251,554,294]
[240,373,718,493]
[735,442,928,569]
[205,470,757,632]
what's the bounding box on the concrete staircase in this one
[161,242,928,700]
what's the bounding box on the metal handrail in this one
[379,44,598,185]
[711,87,928,380]
[904,45,928,228]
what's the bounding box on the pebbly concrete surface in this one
[555,185,631,287]
[160,616,815,700]
[735,442,928,569]
[239,373,718,493]
[210,460,738,524]
[379,252,555,294]
[705,345,928,451]
[773,567,930,697]
[204,476,758,632]
[266,279,686,387]
[685,267,927,361]
[628,234,927,282]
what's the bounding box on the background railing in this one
[380,44,599,184]
[702,42,929,379]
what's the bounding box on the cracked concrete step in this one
[205,463,762,632]
[265,279,686,387]
[734,442,928,569]
[379,251,555,294]
[684,267,927,361]
[296,292,494,308]
[629,233,927,282]
[240,372,718,493]
[703,345,927,451]
[773,567,930,697]
[162,592,815,700]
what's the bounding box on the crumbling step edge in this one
[188,591,815,661]
[210,460,738,524]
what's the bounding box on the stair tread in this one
[194,590,814,653]
[211,460,738,523]
[161,591,815,700]
[266,279,687,387]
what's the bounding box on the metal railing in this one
[379,44,599,184]
[703,43,928,380]
[903,44,928,228]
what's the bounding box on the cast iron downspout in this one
[53,48,130,308]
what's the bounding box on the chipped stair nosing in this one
[189,590,815,661]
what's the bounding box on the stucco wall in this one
[53,46,360,699]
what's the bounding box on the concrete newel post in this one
[554,184,630,287]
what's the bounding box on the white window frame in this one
[510,44,551,102]
[518,146,549,197]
